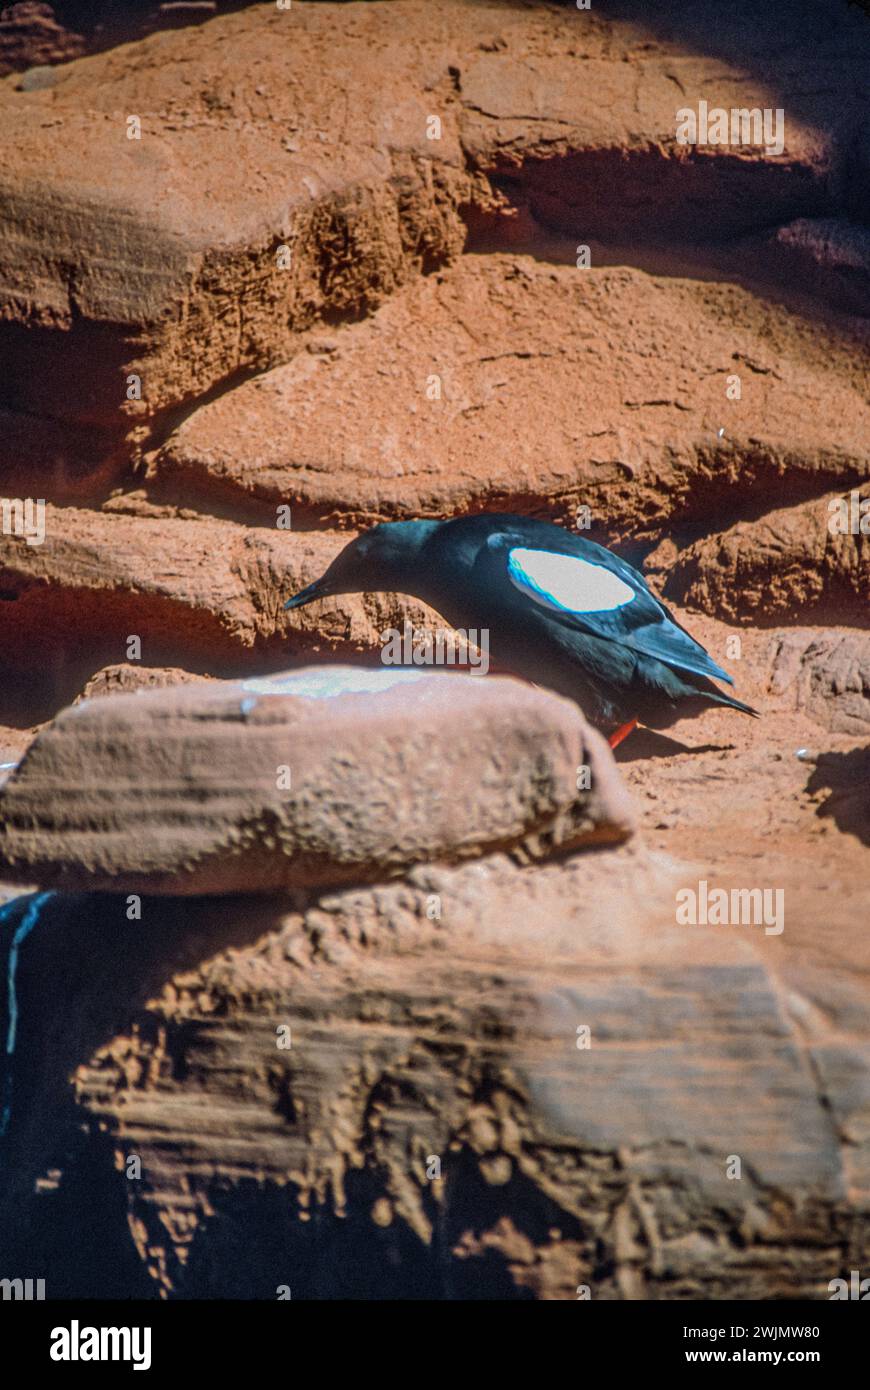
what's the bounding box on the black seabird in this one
[284,514,758,747]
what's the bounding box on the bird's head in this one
[284,519,441,610]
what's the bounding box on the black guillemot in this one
[284,514,758,747]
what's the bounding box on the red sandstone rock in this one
[663,486,870,624]
[0,666,634,892]
[2,839,868,1298]
[154,255,870,531]
[0,505,435,676]
[1,0,869,1306]
[0,0,865,468]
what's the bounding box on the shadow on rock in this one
[615,728,735,761]
[806,746,870,846]
[0,890,299,1267]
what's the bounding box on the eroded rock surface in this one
[1,0,867,478]
[0,668,633,893]
[153,255,870,529]
[1,839,868,1299]
[663,486,870,624]
[765,629,870,735]
[1,0,868,1303]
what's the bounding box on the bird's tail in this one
[706,689,760,717]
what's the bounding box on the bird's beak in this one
[283,576,332,610]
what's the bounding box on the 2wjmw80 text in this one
[684,1327,819,1342]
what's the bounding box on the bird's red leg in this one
[607,718,638,750]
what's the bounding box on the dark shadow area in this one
[179,1169,441,1299]
[0,320,137,428]
[806,745,870,845]
[0,1124,158,1299]
[0,598,394,729]
[569,0,868,227]
[0,0,260,74]
[0,889,590,1299]
[463,160,870,331]
[441,1143,584,1299]
[615,728,736,760]
[172,1141,587,1298]
[0,890,303,1274]
[479,148,835,246]
[0,640,404,733]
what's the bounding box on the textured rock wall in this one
[0,0,868,1301]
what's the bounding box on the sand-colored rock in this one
[459,39,853,242]
[153,255,870,528]
[1,839,868,1298]
[0,667,634,893]
[75,662,217,703]
[664,486,870,623]
[1,0,866,462]
[765,629,870,736]
[0,0,476,439]
[0,505,442,688]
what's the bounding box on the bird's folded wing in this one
[492,539,733,687]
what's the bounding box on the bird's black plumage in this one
[284,514,758,733]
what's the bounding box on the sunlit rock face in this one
[0,667,634,895]
[0,0,868,1304]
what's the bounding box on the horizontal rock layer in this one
[663,486,870,624]
[0,667,634,893]
[1,0,867,456]
[153,254,870,529]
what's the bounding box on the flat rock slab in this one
[1,0,866,458]
[0,666,634,894]
[154,254,870,529]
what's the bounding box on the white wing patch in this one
[507,547,637,614]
